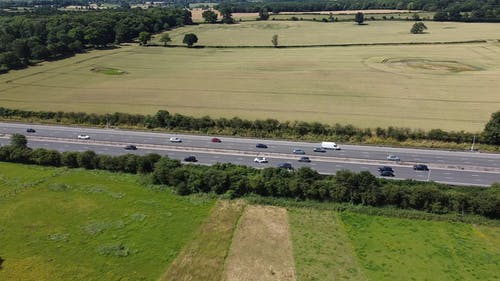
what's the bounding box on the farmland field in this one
[0,162,214,281]
[1,21,500,131]
[1,162,499,280]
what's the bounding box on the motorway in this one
[0,122,499,187]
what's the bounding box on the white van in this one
[321,141,341,150]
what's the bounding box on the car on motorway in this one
[26,128,36,133]
[413,164,429,171]
[256,143,268,149]
[293,149,305,155]
[379,170,395,177]
[278,163,294,170]
[170,137,182,143]
[298,156,311,163]
[124,145,137,150]
[184,156,197,162]
[211,137,222,143]
[77,134,90,140]
[386,155,400,161]
[254,157,268,163]
[313,147,326,153]
[378,166,394,172]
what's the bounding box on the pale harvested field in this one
[224,205,296,281]
[163,21,500,46]
[2,21,500,131]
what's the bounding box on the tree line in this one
[218,0,500,22]
[1,133,498,219]
[1,107,499,147]
[0,7,192,73]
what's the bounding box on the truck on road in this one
[321,141,341,150]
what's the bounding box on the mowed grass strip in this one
[341,212,500,281]
[160,200,246,281]
[0,162,214,281]
[224,205,296,281]
[288,208,367,281]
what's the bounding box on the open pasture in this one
[0,162,214,281]
[1,21,500,131]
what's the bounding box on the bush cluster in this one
[1,134,499,219]
[1,107,498,147]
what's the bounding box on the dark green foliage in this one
[202,10,218,23]
[183,33,198,47]
[10,133,27,148]
[482,110,500,145]
[258,8,270,21]
[411,22,427,34]
[0,7,192,73]
[355,12,364,25]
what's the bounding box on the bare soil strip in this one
[224,205,296,281]
[160,200,246,281]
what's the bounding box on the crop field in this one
[1,21,500,131]
[1,162,499,280]
[0,162,214,281]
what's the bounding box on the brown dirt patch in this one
[224,205,296,281]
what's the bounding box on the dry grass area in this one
[161,200,246,281]
[2,21,500,131]
[224,205,296,281]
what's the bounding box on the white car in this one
[169,137,182,143]
[77,134,90,140]
[254,157,268,163]
[387,155,400,161]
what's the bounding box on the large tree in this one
[159,33,171,46]
[258,8,270,20]
[183,33,198,47]
[138,31,151,45]
[483,110,500,145]
[218,4,235,24]
[10,133,27,148]
[202,10,218,23]
[411,22,427,34]
[355,12,364,25]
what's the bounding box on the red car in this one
[211,137,222,143]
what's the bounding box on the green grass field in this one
[0,162,214,281]
[1,21,500,131]
[289,209,500,281]
[1,162,499,280]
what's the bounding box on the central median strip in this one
[3,134,499,174]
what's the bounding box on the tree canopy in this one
[483,110,500,145]
[183,33,198,47]
[410,22,427,34]
[202,10,218,23]
[355,12,365,25]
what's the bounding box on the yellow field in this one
[1,21,500,131]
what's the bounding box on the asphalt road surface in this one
[1,122,499,186]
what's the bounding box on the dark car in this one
[378,166,394,172]
[184,156,197,162]
[298,156,311,163]
[124,145,137,150]
[278,163,293,170]
[313,147,326,153]
[413,164,429,171]
[211,137,222,143]
[256,143,268,149]
[293,149,306,155]
[26,128,36,133]
[379,170,395,177]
